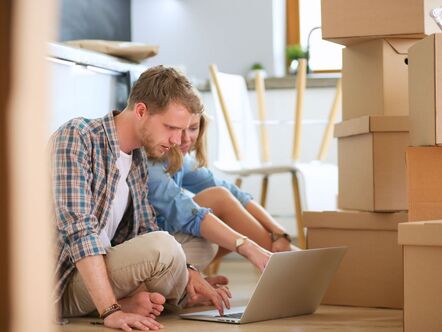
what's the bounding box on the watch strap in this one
[186,263,199,272]
[235,236,248,253]
[270,232,291,243]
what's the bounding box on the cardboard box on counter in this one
[343,38,418,121]
[409,33,442,146]
[321,0,442,45]
[335,116,409,211]
[305,210,406,309]
[398,221,442,332]
[407,146,442,221]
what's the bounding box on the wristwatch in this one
[235,236,248,253]
[270,232,292,243]
[186,263,199,272]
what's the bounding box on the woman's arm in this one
[199,213,271,272]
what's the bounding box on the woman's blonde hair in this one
[191,113,208,168]
[156,112,208,174]
[164,145,184,175]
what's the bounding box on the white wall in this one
[48,60,122,136]
[131,0,286,81]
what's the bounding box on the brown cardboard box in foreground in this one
[335,116,409,211]
[407,146,442,221]
[305,210,406,309]
[321,0,442,45]
[343,38,418,121]
[398,221,442,332]
[409,34,442,146]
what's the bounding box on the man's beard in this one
[142,131,162,158]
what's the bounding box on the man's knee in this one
[141,231,186,266]
[107,231,186,270]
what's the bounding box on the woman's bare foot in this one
[119,291,166,318]
[205,275,229,287]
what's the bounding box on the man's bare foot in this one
[119,291,166,318]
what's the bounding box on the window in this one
[287,0,343,72]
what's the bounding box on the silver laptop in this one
[180,247,346,324]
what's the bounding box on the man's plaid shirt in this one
[50,111,158,303]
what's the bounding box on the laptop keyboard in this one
[217,312,243,319]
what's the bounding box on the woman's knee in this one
[205,186,232,200]
[195,187,236,214]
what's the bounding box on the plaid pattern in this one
[50,111,158,303]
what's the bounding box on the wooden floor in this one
[59,258,403,332]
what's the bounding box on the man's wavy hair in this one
[128,65,204,116]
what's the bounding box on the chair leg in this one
[235,177,242,188]
[204,257,222,276]
[291,172,306,249]
[260,176,269,208]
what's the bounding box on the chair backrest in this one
[292,59,307,162]
[209,65,262,170]
[255,71,270,163]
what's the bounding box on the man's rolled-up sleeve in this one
[51,124,106,263]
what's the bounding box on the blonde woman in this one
[148,113,298,272]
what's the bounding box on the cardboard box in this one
[409,34,442,146]
[321,0,442,45]
[305,210,406,308]
[335,116,409,211]
[398,221,442,332]
[407,147,442,221]
[343,39,418,121]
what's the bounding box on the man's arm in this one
[185,268,231,316]
[75,255,118,314]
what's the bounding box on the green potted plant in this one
[247,62,268,80]
[286,44,309,74]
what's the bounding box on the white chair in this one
[208,61,340,249]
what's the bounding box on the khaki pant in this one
[173,233,218,271]
[62,231,188,317]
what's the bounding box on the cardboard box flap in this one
[398,221,442,246]
[385,38,419,55]
[65,40,159,62]
[334,116,409,138]
[304,211,407,231]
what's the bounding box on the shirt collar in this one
[103,110,146,165]
[102,110,121,159]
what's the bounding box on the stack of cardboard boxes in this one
[398,33,442,331]
[304,0,442,311]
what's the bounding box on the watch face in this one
[186,263,198,272]
[235,236,248,252]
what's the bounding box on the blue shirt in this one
[147,154,253,236]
